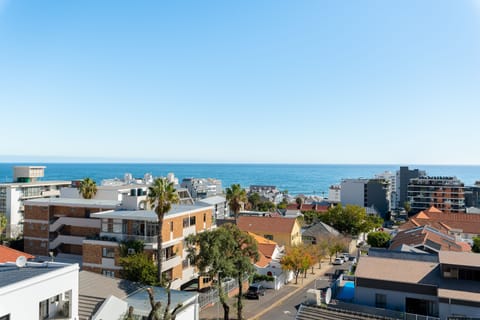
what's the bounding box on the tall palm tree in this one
[79,177,97,199]
[225,184,247,222]
[148,177,179,285]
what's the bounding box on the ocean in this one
[0,163,479,196]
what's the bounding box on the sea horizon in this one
[1,162,479,196]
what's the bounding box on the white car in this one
[333,257,344,265]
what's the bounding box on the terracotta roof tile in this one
[0,245,35,263]
[238,216,297,234]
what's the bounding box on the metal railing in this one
[405,313,440,320]
[198,277,243,309]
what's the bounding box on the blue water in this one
[0,163,479,195]
[338,281,355,300]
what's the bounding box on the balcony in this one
[162,255,182,271]
[183,225,196,238]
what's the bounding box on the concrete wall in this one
[0,264,79,320]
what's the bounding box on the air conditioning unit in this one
[128,248,136,255]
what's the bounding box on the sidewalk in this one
[200,262,333,320]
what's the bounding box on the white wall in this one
[0,263,79,320]
[340,180,365,207]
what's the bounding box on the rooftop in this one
[237,216,297,234]
[0,245,35,263]
[0,180,71,187]
[92,204,212,221]
[79,271,142,299]
[438,251,480,268]
[25,197,121,209]
[0,261,78,288]
[197,195,226,205]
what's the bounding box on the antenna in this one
[15,255,27,268]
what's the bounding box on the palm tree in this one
[148,177,179,285]
[225,184,247,222]
[79,178,97,199]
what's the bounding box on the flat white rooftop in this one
[0,180,71,187]
[25,197,121,209]
[92,204,212,221]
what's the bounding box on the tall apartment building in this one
[328,185,341,203]
[465,181,480,209]
[23,198,120,256]
[340,178,389,218]
[82,204,215,289]
[407,176,465,214]
[374,171,397,211]
[0,166,71,237]
[396,166,426,210]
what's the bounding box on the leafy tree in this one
[247,193,261,211]
[148,178,179,285]
[303,210,319,225]
[403,201,411,216]
[0,213,7,236]
[472,236,480,253]
[119,240,145,257]
[367,231,391,248]
[226,184,247,222]
[319,204,382,236]
[257,201,276,212]
[119,252,158,286]
[79,177,97,199]
[186,224,258,320]
[280,245,314,284]
[295,197,303,206]
[276,198,288,210]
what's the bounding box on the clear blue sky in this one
[1,0,479,164]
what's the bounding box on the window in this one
[102,270,115,278]
[182,259,189,269]
[39,299,49,319]
[102,247,115,258]
[164,268,173,281]
[264,234,273,240]
[203,213,206,222]
[189,216,196,226]
[375,293,387,308]
[170,221,174,232]
[162,246,176,261]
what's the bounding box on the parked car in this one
[348,256,357,264]
[333,257,344,265]
[245,283,266,299]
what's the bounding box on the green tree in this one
[247,193,261,211]
[79,177,97,199]
[276,198,288,210]
[148,178,179,285]
[119,253,158,286]
[0,213,7,236]
[403,201,411,216]
[226,184,247,222]
[472,236,480,253]
[187,224,258,320]
[367,231,391,248]
[295,197,303,206]
[319,204,382,236]
[257,201,276,212]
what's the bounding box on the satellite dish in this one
[15,255,27,268]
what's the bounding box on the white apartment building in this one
[0,261,79,320]
[375,171,397,212]
[0,166,71,237]
[328,185,341,203]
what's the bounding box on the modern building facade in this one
[0,261,79,320]
[396,166,426,210]
[407,176,465,214]
[340,178,389,218]
[0,166,71,237]
[82,204,215,290]
[375,171,396,212]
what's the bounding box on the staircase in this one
[79,295,105,320]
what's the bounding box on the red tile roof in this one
[399,206,480,235]
[0,245,35,263]
[238,216,297,234]
[286,204,329,213]
[390,226,469,252]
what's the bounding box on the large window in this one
[375,293,386,308]
[102,247,115,258]
[162,246,176,261]
[39,299,49,319]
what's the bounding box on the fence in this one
[198,278,243,309]
[405,313,440,320]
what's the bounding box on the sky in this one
[1,0,479,164]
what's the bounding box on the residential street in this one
[199,261,345,320]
